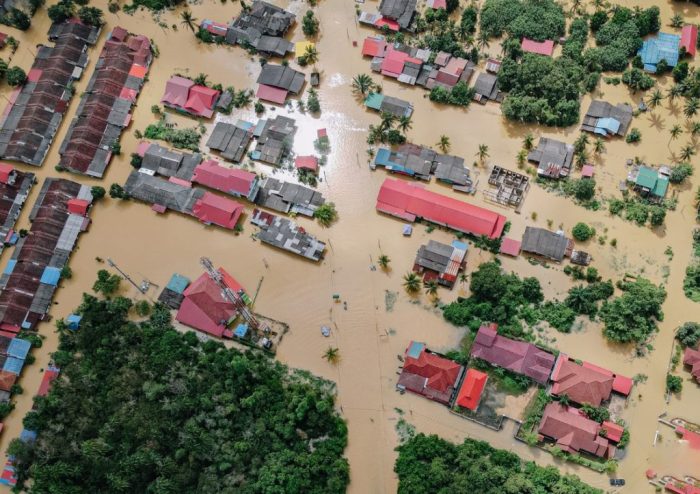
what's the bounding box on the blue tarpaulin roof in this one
[19,429,37,443]
[39,266,61,286]
[236,119,254,131]
[3,260,15,276]
[166,273,190,294]
[594,117,621,136]
[407,341,425,359]
[639,32,681,71]
[2,357,24,375]
[452,240,469,251]
[7,338,30,360]
[374,148,392,167]
[234,323,248,338]
[66,314,82,330]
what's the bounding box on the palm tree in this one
[379,112,396,132]
[668,84,683,102]
[424,279,439,297]
[476,144,489,163]
[573,133,589,154]
[323,347,340,364]
[194,73,208,86]
[593,137,606,155]
[523,132,534,150]
[180,10,197,32]
[575,149,589,168]
[670,13,684,29]
[351,74,373,96]
[477,32,490,52]
[648,89,663,110]
[558,393,570,407]
[403,272,421,294]
[397,116,412,133]
[670,124,683,143]
[437,135,451,153]
[680,144,696,161]
[684,97,700,118]
[691,122,700,137]
[378,254,390,270]
[569,0,581,14]
[458,272,468,286]
[516,149,527,168]
[303,45,319,65]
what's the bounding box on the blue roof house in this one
[638,32,681,72]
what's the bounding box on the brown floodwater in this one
[0,0,697,492]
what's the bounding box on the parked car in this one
[610,479,626,486]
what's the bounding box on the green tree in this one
[351,74,373,96]
[47,0,74,23]
[323,346,340,364]
[403,272,421,294]
[302,10,319,37]
[522,132,534,150]
[424,279,439,298]
[593,137,605,155]
[378,254,390,270]
[679,145,696,162]
[92,269,121,297]
[476,144,489,163]
[666,374,682,394]
[90,186,105,201]
[314,202,337,227]
[670,13,684,29]
[5,66,26,87]
[685,97,700,119]
[601,278,666,343]
[437,135,450,153]
[670,124,683,144]
[647,88,663,110]
[78,6,103,26]
[677,322,700,348]
[572,222,594,241]
[397,116,412,133]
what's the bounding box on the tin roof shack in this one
[206,121,253,162]
[527,137,574,179]
[251,208,326,261]
[397,341,464,405]
[521,226,573,262]
[255,177,324,216]
[0,165,34,252]
[161,75,221,119]
[413,239,467,288]
[681,25,698,57]
[58,29,151,177]
[549,355,632,406]
[139,142,202,179]
[470,323,555,385]
[0,179,93,334]
[538,403,617,459]
[472,72,503,104]
[363,92,413,118]
[629,165,670,201]
[252,116,297,166]
[379,0,416,30]
[638,32,681,72]
[256,64,305,103]
[0,21,99,167]
[376,178,507,239]
[192,160,259,201]
[581,100,633,137]
[224,1,295,57]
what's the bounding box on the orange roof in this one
[128,64,147,79]
[455,369,487,410]
[601,421,624,442]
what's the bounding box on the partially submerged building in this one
[683,346,700,382]
[396,341,464,405]
[454,368,488,411]
[470,323,555,385]
[58,28,151,177]
[192,160,259,201]
[363,92,413,118]
[223,1,295,57]
[538,403,617,459]
[251,208,326,262]
[413,239,467,289]
[0,21,99,166]
[256,64,304,103]
[527,138,574,179]
[681,25,698,57]
[206,121,254,162]
[138,141,201,179]
[581,100,633,137]
[157,273,190,309]
[0,179,93,334]
[0,164,34,253]
[485,165,529,209]
[549,355,632,406]
[521,38,555,56]
[629,165,670,201]
[251,116,297,165]
[472,72,503,104]
[378,0,416,31]
[161,75,221,119]
[255,177,324,216]
[376,178,507,239]
[521,226,573,262]
[639,32,680,72]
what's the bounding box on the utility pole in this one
[107,258,146,294]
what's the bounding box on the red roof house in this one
[550,356,613,407]
[256,84,288,105]
[681,25,698,57]
[192,160,257,199]
[175,269,243,337]
[381,48,409,77]
[499,237,521,256]
[110,26,128,42]
[67,198,90,216]
[397,341,463,405]
[375,17,399,32]
[538,402,616,458]
[362,37,387,57]
[455,369,487,410]
[192,192,244,230]
[161,76,194,108]
[295,155,319,173]
[601,420,624,443]
[184,85,220,118]
[684,346,700,381]
[36,367,60,397]
[521,38,555,56]
[0,370,16,392]
[666,480,700,494]
[469,323,555,384]
[0,163,13,185]
[376,178,507,239]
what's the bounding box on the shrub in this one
[622,68,654,92]
[302,10,319,36]
[572,222,594,241]
[666,374,682,394]
[6,66,26,87]
[676,322,700,348]
[669,163,693,183]
[626,128,641,143]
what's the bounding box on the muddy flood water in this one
[0,0,697,492]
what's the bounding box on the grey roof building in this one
[124,170,203,214]
[473,72,503,103]
[527,138,574,179]
[251,208,325,262]
[225,1,295,56]
[380,95,413,118]
[257,64,305,94]
[140,143,202,178]
[521,226,572,262]
[581,100,633,137]
[413,239,467,288]
[207,121,253,163]
[379,0,417,30]
[255,177,324,216]
[253,116,297,166]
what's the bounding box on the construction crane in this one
[199,257,267,336]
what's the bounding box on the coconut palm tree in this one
[397,116,412,133]
[323,347,340,364]
[575,149,589,168]
[403,272,421,294]
[670,13,684,29]
[477,32,490,52]
[667,84,683,102]
[351,73,373,96]
[670,124,684,144]
[458,272,468,286]
[648,89,663,110]
[523,132,534,150]
[516,149,527,168]
[378,254,390,270]
[573,133,589,154]
[424,279,439,298]
[684,97,700,118]
[476,144,489,163]
[379,112,396,132]
[303,44,319,65]
[437,135,451,153]
[593,137,606,155]
[558,393,571,407]
[680,144,696,161]
[180,10,197,32]
[691,122,700,137]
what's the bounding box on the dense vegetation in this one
[676,321,700,348]
[395,434,601,494]
[684,228,700,302]
[479,0,565,41]
[600,278,666,343]
[143,120,201,151]
[9,294,349,493]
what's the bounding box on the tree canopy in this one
[395,433,601,494]
[9,293,349,493]
[480,0,565,41]
[600,278,666,343]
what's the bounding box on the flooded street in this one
[0,0,697,492]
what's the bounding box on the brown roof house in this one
[397,341,464,405]
[684,346,700,382]
[470,323,555,385]
[538,402,616,458]
[549,355,614,407]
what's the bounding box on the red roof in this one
[129,64,147,79]
[161,76,194,107]
[0,371,16,392]
[192,160,257,197]
[256,84,288,105]
[175,272,237,337]
[362,37,387,57]
[110,26,128,42]
[666,481,700,494]
[375,17,399,31]
[184,85,219,118]
[601,421,624,443]
[67,198,89,216]
[521,38,555,56]
[499,237,521,256]
[376,178,507,239]
[538,402,615,458]
[684,346,700,380]
[397,341,462,405]
[470,324,555,384]
[681,25,698,57]
[0,163,12,184]
[455,369,487,410]
[37,367,60,397]
[295,155,319,173]
[192,191,243,229]
[580,360,632,396]
[317,128,328,138]
[551,356,613,406]
[581,164,595,177]
[381,49,409,76]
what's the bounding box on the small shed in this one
[681,25,698,57]
[66,314,82,330]
[581,164,594,178]
[499,237,521,257]
[295,155,319,173]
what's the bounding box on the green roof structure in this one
[635,166,668,198]
[364,92,384,111]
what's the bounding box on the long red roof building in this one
[550,355,632,406]
[376,178,506,239]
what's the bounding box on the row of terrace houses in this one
[0,164,34,255]
[0,21,100,166]
[58,27,152,177]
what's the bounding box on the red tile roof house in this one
[454,368,487,411]
[397,341,464,405]
[683,346,700,381]
[362,36,387,57]
[549,355,632,406]
[469,323,555,385]
[376,178,507,239]
[191,191,244,229]
[681,25,698,57]
[295,155,319,174]
[521,38,555,56]
[175,268,247,338]
[191,159,259,201]
[161,75,221,118]
[538,402,616,459]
